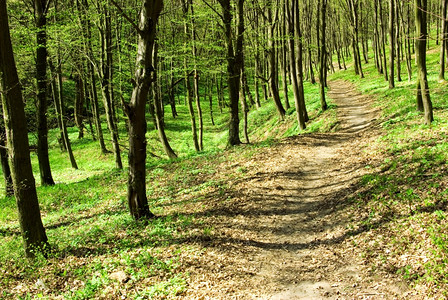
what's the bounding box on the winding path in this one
[185,81,409,299]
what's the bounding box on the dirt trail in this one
[184,81,409,299]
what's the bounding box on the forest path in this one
[183,80,409,299]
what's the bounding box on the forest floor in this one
[175,80,413,299]
[3,80,431,299]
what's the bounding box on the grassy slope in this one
[0,75,336,298]
[330,43,448,297]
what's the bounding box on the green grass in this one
[330,40,448,297]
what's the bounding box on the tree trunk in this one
[415,0,433,124]
[396,0,402,82]
[124,0,163,220]
[74,75,85,138]
[80,0,108,154]
[35,0,55,186]
[190,0,203,151]
[152,44,177,159]
[319,0,328,111]
[181,0,200,152]
[218,0,243,146]
[389,0,395,88]
[280,2,290,110]
[286,0,306,130]
[379,0,389,81]
[267,4,286,120]
[0,0,49,257]
[0,128,13,196]
[100,4,122,169]
[208,77,215,125]
[440,0,448,81]
[49,59,78,170]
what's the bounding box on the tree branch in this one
[109,0,141,34]
[201,0,224,21]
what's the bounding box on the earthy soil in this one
[179,81,412,299]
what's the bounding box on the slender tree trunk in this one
[50,74,66,151]
[80,0,108,154]
[218,0,243,146]
[208,77,215,125]
[0,129,13,196]
[190,0,203,151]
[152,44,177,159]
[415,0,433,124]
[406,2,412,81]
[74,75,85,138]
[89,66,108,153]
[123,0,163,220]
[440,0,448,81]
[374,0,383,73]
[396,0,402,82]
[181,0,199,152]
[240,70,249,143]
[319,0,328,111]
[287,0,306,129]
[100,4,122,169]
[169,58,178,117]
[379,0,389,81]
[254,53,261,108]
[389,0,395,88]
[49,59,78,169]
[280,2,290,110]
[35,0,55,186]
[0,0,49,257]
[267,4,286,120]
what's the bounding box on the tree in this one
[415,0,433,125]
[389,0,395,88]
[152,42,178,159]
[266,0,286,120]
[34,0,55,185]
[439,0,448,81]
[121,0,163,220]
[319,0,328,110]
[99,2,122,169]
[345,0,364,78]
[181,0,200,152]
[0,122,13,196]
[49,58,79,170]
[0,0,49,257]
[286,0,306,129]
[217,0,244,146]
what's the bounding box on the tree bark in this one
[35,0,55,186]
[218,0,243,146]
[100,4,122,169]
[152,43,177,159]
[389,0,395,88]
[319,0,328,111]
[0,128,13,196]
[415,0,433,124]
[74,74,85,138]
[440,0,448,81]
[0,0,49,257]
[379,0,389,81]
[267,3,286,120]
[286,0,306,130]
[124,0,163,220]
[49,59,78,170]
[190,0,203,151]
[181,0,199,152]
